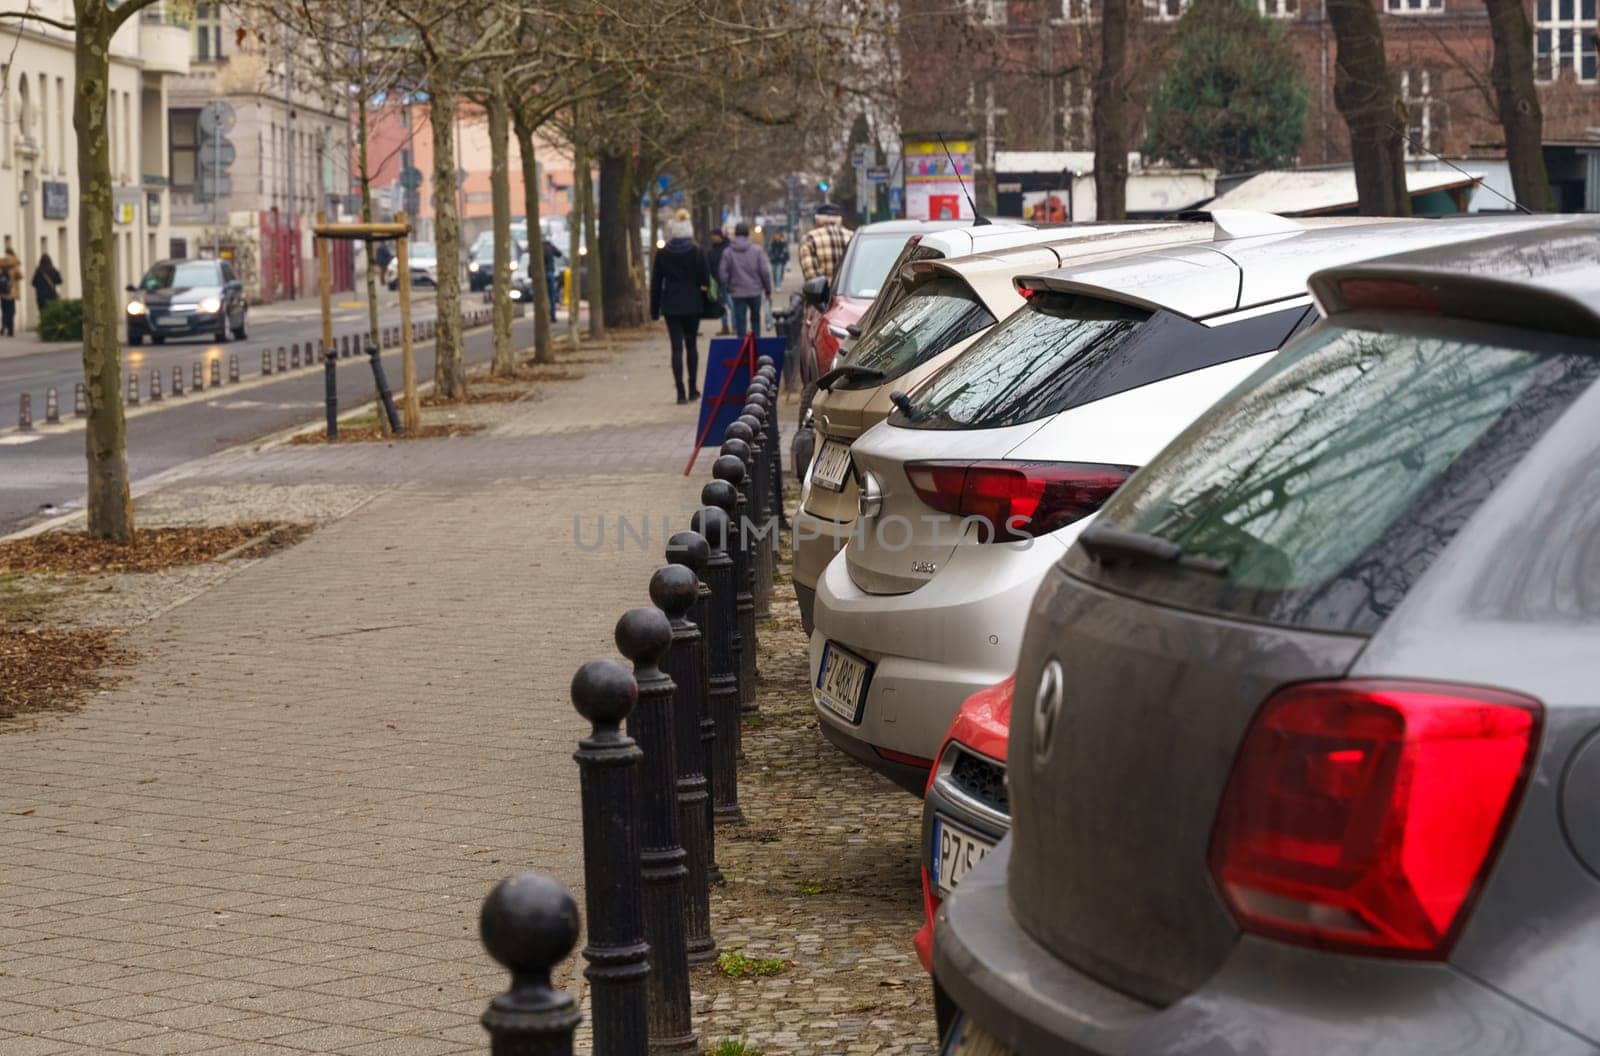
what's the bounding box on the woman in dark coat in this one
[31,253,62,314]
[649,217,710,404]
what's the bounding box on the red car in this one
[915,675,1014,985]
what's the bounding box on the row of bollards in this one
[477,356,786,1056]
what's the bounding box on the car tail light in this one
[1336,278,1440,313]
[1209,679,1540,957]
[904,461,1133,542]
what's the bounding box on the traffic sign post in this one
[198,101,236,258]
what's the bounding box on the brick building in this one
[899,0,1599,208]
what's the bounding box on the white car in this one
[809,211,1568,793]
[387,241,439,290]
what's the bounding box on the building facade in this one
[900,0,1600,209]
[0,0,186,333]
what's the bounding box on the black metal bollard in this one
[193,361,204,391]
[694,487,744,826]
[211,358,222,388]
[262,349,272,376]
[649,564,717,966]
[17,393,32,431]
[291,342,301,369]
[479,871,583,1056]
[570,658,652,1056]
[667,530,727,874]
[73,383,85,417]
[229,354,239,383]
[277,346,288,373]
[615,610,698,1054]
[127,371,139,406]
[150,370,162,402]
[44,387,58,424]
[739,407,775,617]
[172,365,185,397]
[366,337,403,435]
[755,369,784,526]
[324,347,339,442]
[715,447,758,717]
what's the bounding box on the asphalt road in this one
[0,303,535,536]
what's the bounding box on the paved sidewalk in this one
[0,329,719,1054]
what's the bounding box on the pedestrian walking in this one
[767,231,789,287]
[717,222,772,342]
[799,203,851,285]
[31,253,62,316]
[544,242,563,321]
[650,216,710,405]
[0,240,22,336]
[707,228,731,335]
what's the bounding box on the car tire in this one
[214,322,228,344]
[232,309,247,341]
[128,329,143,346]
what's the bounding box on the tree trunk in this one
[599,150,645,329]
[355,30,391,434]
[582,162,604,340]
[1092,0,1131,221]
[1484,0,1552,210]
[1328,0,1410,216]
[487,81,515,376]
[567,141,583,350]
[513,107,553,364]
[73,8,133,541]
[428,75,468,397]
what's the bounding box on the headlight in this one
[468,261,480,272]
[199,296,222,314]
[827,324,849,339]
[509,288,523,300]
[126,301,146,316]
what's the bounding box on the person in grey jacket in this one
[716,221,773,340]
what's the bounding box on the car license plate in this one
[941,1018,1014,1056]
[814,641,871,724]
[933,815,995,897]
[811,438,852,491]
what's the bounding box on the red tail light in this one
[904,460,1133,542]
[1209,680,1540,957]
[1337,278,1440,313]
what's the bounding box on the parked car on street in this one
[125,258,248,346]
[467,225,527,291]
[934,216,1600,1055]
[793,222,1203,632]
[387,242,439,290]
[810,213,1566,795]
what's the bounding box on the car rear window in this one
[861,243,946,326]
[891,291,1305,430]
[837,275,995,390]
[838,234,912,299]
[1083,317,1600,634]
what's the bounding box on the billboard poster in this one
[903,139,975,221]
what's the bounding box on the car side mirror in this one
[125,284,138,293]
[802,276,829,307]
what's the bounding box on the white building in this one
[0,0,187,331]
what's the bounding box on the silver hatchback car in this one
[935,218,1600,1053]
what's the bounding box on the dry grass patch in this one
[0,523,311,575]
[288,422,482,444]
[420,388,526,407]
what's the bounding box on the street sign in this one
[865,166,890,183]
[196,172,233,202]
[399,166,423,190]
[198,140,237,169]
[198,100,236,139]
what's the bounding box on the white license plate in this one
[811,438,852,491]
[156,316,187,328]
[814,641,871,724]
[933,815,995,897]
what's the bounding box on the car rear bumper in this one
[809,534,1062,771]
[917,764,1011,974]
[935,841,1594,1055]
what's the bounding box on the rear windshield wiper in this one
[889,390,929,423]
[817,364,886,391]
[1077,522,1230,575]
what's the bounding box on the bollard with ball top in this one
[615,607,698,1055]
[291,342,301,369]
[734,414,767,561]
[649,565,717,965]
[277,346,288,373]
[715,448,758,717]
[569,657,652,1056]
[211,358,222,388]
[228,354,239,383]
[17,393,32,431]
[172,364,185,397]
[740,401,775,617]
[73,383,85,417]
[127,371,140,406]
[150,370,162,402]
[193,361,204,392]
[262,349,273,376]
[665,530,723,881]
[44,387,59,425]
[478,871,583,1056]
[697,482,745,825]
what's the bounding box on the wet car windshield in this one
[839,275,995,389]
[142,261,222,290]
[838,234,914,299]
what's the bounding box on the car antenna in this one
[940,136,991,227]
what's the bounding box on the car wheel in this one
[128,329,143,346]
[232,309,247,340]
[214,322,228,344]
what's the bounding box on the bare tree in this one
[1484,0,1552,210]
[1328,0,1410,215]
[1092,0,1134,221]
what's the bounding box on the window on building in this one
[1059,74,1093,151]
[169,109,199,193]
[1536,0,1598,82]
[1057,0,1092,21]
[1399,67,1444,158]
[967,0,1006,24]
[1145,0,1190,20]
[1260,0,1297,16]
[1385,0,1444,12]
[194,3,223,62]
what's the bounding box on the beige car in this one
[792,223,1214,630]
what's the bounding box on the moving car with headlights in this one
[467,225,527,291]
[794,222,1204,631]
[935,217,1600,1055]
[125,259,247,346]
[387,242,439,290]
[810,213,1565,794]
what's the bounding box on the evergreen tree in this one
[1142,0,1308,174]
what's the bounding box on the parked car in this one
[934,216,1600,1055]
[809,212,1566,795]
[802,220,966,380]
[467,225,527,291]
[387,242,439,290]
[125,258,248,346]
[793,222,1202,632]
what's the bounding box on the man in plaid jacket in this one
[799,203,851,284]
